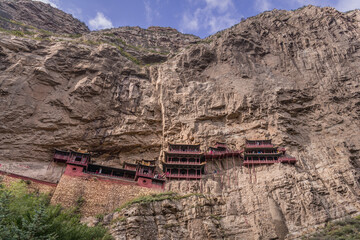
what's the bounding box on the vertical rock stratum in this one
[0,2,359,239]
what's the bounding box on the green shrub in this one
[0,181,113,240]
[67,34,82,38]
[210,214,222,221]
[95,213,104,222]
[115,46,141,65]
[110,216,126,224]
[304,216,360,240]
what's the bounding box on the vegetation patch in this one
[163,223,176,229]
[116,45,141,65]
[210,214,222,221]
[95,213,104,222]
[0,180,113,240]
[111,216,126,224]
[303,215,360,240]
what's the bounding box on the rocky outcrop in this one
[0,0,89,34]
[0,24,199,165]
[108,163,359,239]
[0,4,359,239]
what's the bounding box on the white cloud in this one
[89,12,113,30]
[254,0,272,12]
[182,12,200,31]
[336,0,360,11]
[208,13,237,33]
[144,0,160,25]
[180,0,240,35]
[67,7,82,19]
[205,0,234,13]
[32,0,58,8]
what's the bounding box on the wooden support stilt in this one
[253,163,257,183]
[232,154,235,169]
[239,155,243,173]
[228,163,231,187]
[249,162,252,183]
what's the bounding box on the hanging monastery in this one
[49,139,296,190]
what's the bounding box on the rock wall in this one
[50,174,158,216]
[109,163,359,239]
[0,0,89,34]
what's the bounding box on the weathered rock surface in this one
[0,0,89,34]
[107,161,359,239]
[0,4,359,239]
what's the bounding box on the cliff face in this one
[0,0,89,34]
[0,3,359,239]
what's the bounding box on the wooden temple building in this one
[162,143,206,180]
[53,150,165,189]
[53,139,296,187]
[243,139,296,166]
[204,142,242,159]
[204,142,243,172]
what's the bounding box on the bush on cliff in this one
[303,215,360,240]
[0,181,113,240]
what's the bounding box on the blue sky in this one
[35,0,360,38]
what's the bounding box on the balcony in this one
[243,160,279,165]
[245,144,274,149]
[67,157,88,166]
[244,152,280,156]
[167,174,202,179]
[165,160,204,165]
[168,150,202,154]
[204,150,242,158]
[136,172,154,178]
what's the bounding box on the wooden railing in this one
[168,150,202,154]
[166,161,203,165]
[245,144,274,148]
[244,152,280,155]
[243,157,296,165]
[67,156,88,166]
[205,151,242,158]
[167,174,202,179]
[243,160,279,165]
[136,172,154,178]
